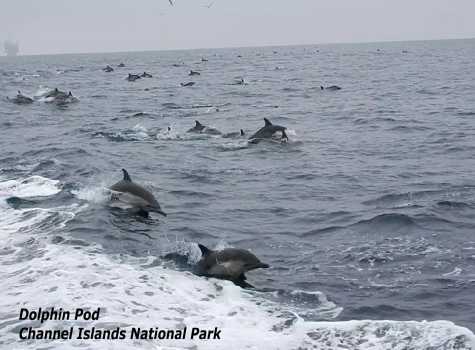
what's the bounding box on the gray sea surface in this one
[1,39,475,349]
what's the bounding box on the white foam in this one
[1,243,473,350]
[0,175,61,199]
[1,177,474,349]
[34,85,53,98]
[0,175,75,241]
[72,185,110,204]
[442,267,462,277]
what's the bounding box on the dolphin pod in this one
[44,89,78,105]
[8,89,79,106]
[195,244,269,288]
[185,119,288,142]
[109,169,166,217]
[14,54,305,289]
[186,120,247,138]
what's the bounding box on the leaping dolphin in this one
[248,118,288,143]
[110,169,166,217]
[195,244,269,287]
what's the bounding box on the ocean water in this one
[1,39,475,349]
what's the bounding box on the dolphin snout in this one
[149,206,167,216]
[256,262,270,269]
[156,209,167,217]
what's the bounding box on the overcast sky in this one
[1,0,475,55]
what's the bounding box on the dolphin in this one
[55,91,79,105]
[189,70,200,76]
[233,77,245,85]
[223,129,245,138]
[7,91,34,104]
[141,72,153,78]
[180,81,195,87]
[45,88,68,99]
[248,118,288,143]
[103,65,114,72]
[195,244,269,287]
[323,85,341,91]
[109,169,166,217]
[126,74,141,81]
[187,120,221,135]
[118,63,126,67]
[43,88,73,105]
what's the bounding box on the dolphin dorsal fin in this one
[198,244,212,257]
[121,168,132,182]
[195,120,202,127]
[240,129,245,136]
[264,118,272,127]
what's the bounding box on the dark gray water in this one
[1,39,475,349]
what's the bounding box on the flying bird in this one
[204,1,214,8]
[168,0,174,6]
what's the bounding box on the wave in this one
[436,200,471,209]
[355,212,416,226]
[0,175,61,198]
[1,243,473,349]
[0,175,79,241]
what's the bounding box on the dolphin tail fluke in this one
[264,118,272,126]
[198,243,212,257]
[121,168,132,182]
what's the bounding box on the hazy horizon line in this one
[3,35,475,58]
